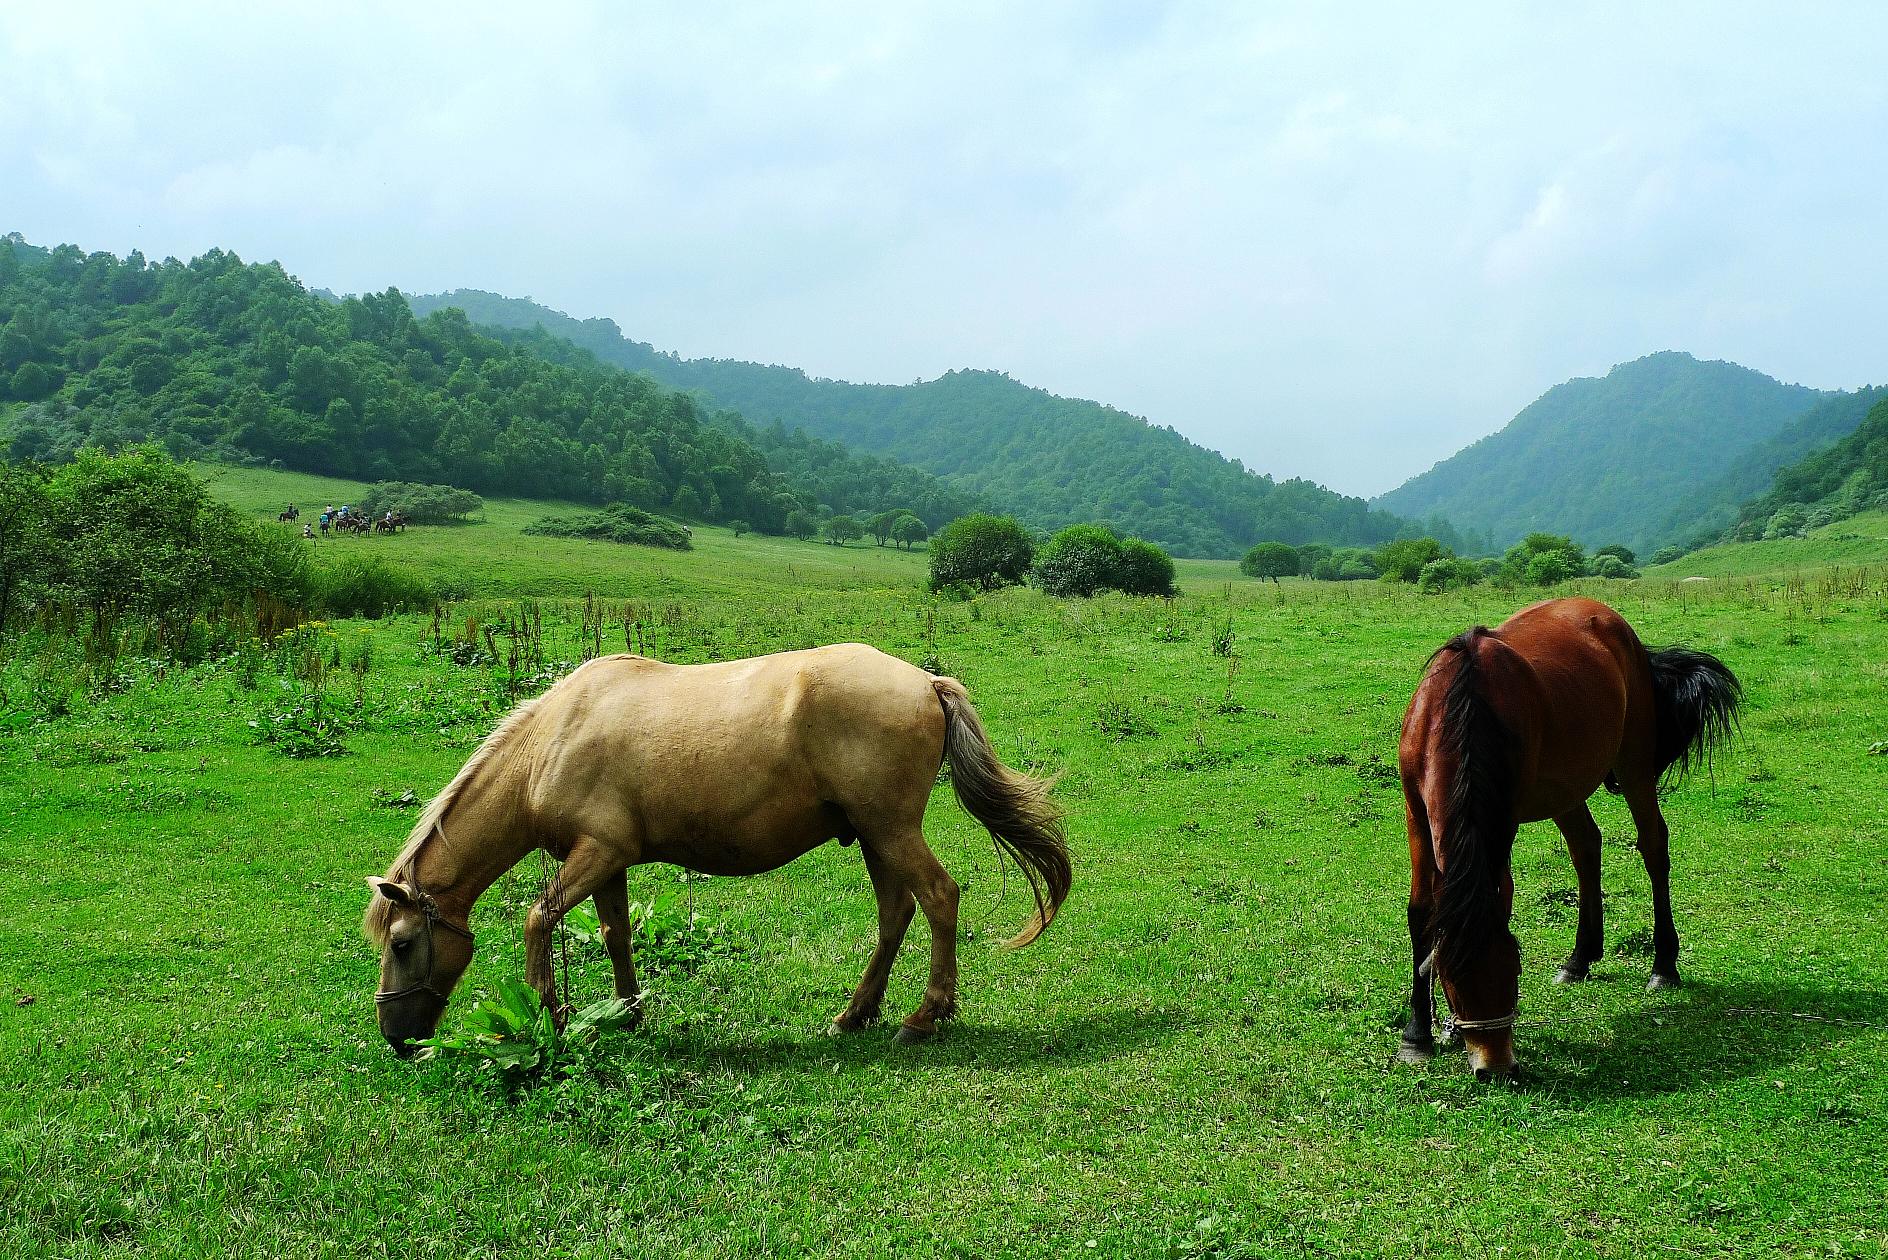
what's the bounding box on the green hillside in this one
[1723,396,1888,543]
[0,238,978,533]
[1375,352,1829,553]
[1656,386,1888,546]
[1645,509,1888,579]
[409,289,1442,558]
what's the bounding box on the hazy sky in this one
[5,3,1887,496]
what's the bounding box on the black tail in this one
[1428,629,1520,984]
[1647,645,1742,784]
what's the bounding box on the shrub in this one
[1525,550,1577,585]
[1594,544,1637,566]
[524,503,692,550]
[1373,537,1448,583]
[314,555,436,618]
[1116,538,1176,597]
[25,445,312,642]
[1417,557,1483,593]
[785,509,819,541]
[357,481,483,524]
[1591,555,1638,580]
[929,513,1034,592]
[1649,546,1686,566]
[1033,524,1125,597]
[1240,542,1300,583]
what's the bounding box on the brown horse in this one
[1397,598,1740,1080]
[363,644,1070,1056]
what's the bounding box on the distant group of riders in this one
[278,504,407,539]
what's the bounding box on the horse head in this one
[363,876,475,1056]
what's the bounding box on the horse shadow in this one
[644,1004,1179,1078]
[1514,977,1888,1102]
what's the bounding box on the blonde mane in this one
[362,694,544,944]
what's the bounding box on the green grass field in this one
[3,469,1886,1257]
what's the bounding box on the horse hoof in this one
[893,1023,935,1046]
[1647,972,1681,992]
[1396,1038,1436,1065]
[1554,966,1589,985]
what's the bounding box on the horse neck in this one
[409,769,533,922]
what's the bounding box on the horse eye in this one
[392,939,414,955]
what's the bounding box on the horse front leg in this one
[831,843,917,1033]
[1552,804,1606,982]
[524,837,621,1027]
[591,866,644,1027]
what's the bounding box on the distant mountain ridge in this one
[408,289,1447,558]
[1373,352,1842,552]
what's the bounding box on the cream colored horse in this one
[364,644,1069,1054]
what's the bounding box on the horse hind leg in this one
[1552,804,1606,983]
[1622,783,1682,989]
[830,843,917,1034]
[861,829,959,1043]
[1399,798,1439,1063]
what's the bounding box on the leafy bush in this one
[1240,542,1299,583]
[1417,557,1483,593]
[1033,524,1124,597]
[524,503,692,550]
[785,509,819,541]
[1502,533,1586,586]
[1116,538,1176,597]
[4,445,313,645]
[1373,537,1448,583]
[358,481,483,524]
[1649,546,1686,566]
[314,555,436,617]
[930,513,1035,592]
[1591,555,1638,579]
[414,979,637,1085]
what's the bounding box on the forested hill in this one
[1655,385,1888,547]
[409,289,1440,557]
[1724,394,1888,540]
[1373,352,1830,553]
[0,237,982,532]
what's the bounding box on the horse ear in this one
[366,876,416,907]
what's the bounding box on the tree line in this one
[0,236,979,538]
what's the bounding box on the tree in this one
[1594,544,1636,566]
[824,514,863,546]
[1241,542,1300,584]
[1032,524,1125,597]
[0,460,52,637]
[1501,532,1585,585]
[786,509,819,541]
[890,513,928,549]
[1116,538,1176,597]
[728,519,751,537]
[868,509,911,546]
[929,513,1034,591]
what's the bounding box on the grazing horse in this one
[1397,598,1740,1080]
[364,645,1071,1056]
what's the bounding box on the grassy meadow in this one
[3,468,1886,1258]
